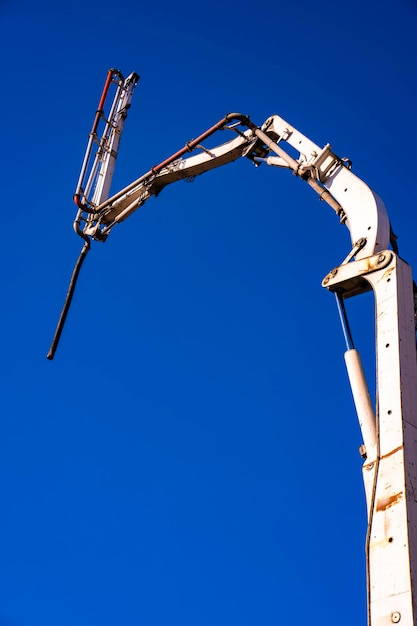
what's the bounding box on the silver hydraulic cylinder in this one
[344,348,377,460]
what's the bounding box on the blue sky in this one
[1,0,417,624]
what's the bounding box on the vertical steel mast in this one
[324,253,417,625]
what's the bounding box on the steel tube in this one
[344,348,376,455]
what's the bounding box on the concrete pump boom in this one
[48,68,417,626]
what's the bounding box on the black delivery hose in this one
[46,239,90,360]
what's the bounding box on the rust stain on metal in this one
[364,445,403,470]
[376,491,403,512]
[382,266,395,280]
[380,445,403,461]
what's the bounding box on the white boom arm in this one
[73,106,391,263]
[49,69,417,626]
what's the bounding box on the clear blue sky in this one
[1,1,416,624]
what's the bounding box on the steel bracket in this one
[322,251,393,298]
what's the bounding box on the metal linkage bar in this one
[335,290,355,351]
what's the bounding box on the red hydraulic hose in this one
[151,113,256,175]
[92,113,257,215]
[90,68,121,135]
[73,192,97,214]
[73,69,125,215]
